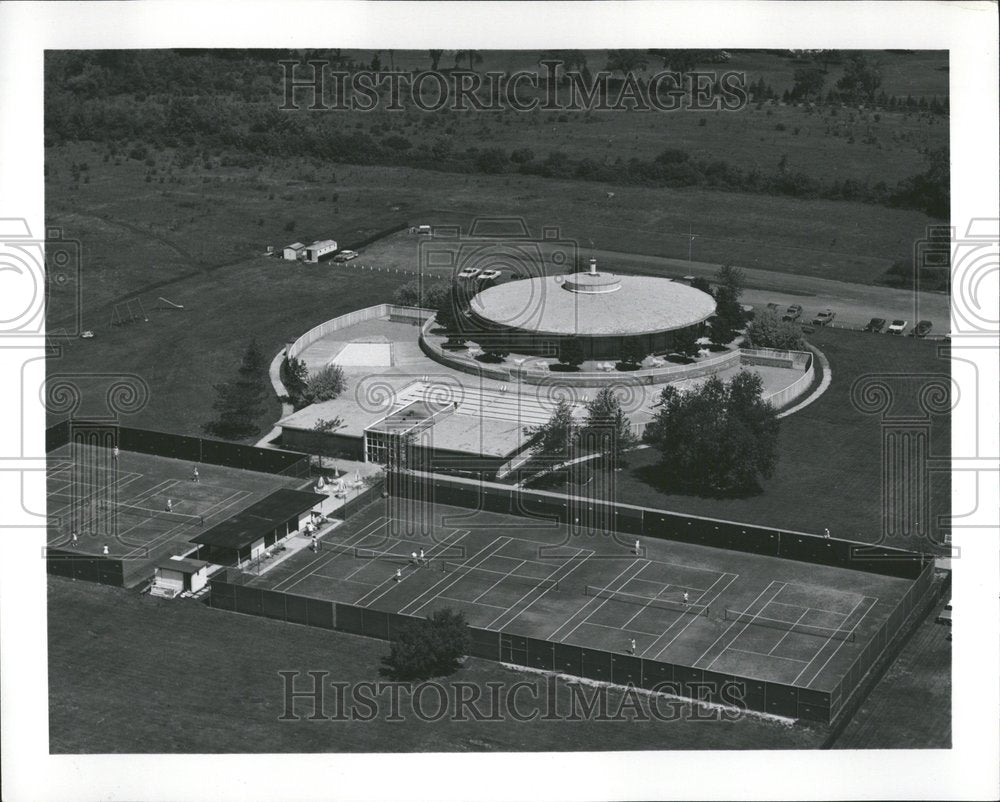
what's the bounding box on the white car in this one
[478,269,503,281]
[887,319,907,335]
[457,267,481,279]
[333,250,358,262]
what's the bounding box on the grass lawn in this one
[831,599,951,749]
[560,327,950,552]
[48,576,823,752]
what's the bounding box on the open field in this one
[48,143,942,298]
[48,576,825,752]
[47,49,948,191]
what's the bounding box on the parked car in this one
[782,304,803,322]
[864,317,886,333]
[887,319,907,335]
[478,269,503,281]
[812,308,836,326]
[457,267,481,279]
[333,250,358,262]
[912,320,933,338]
[935,601,952,626]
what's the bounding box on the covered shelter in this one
[189,488,327,566]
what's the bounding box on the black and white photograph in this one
[1,2,997,801]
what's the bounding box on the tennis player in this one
[394,568,402,582]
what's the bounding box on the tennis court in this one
[247,499,910,692]
[46,442,308,585]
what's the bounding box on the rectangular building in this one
[304,239,338,263]
[283,242,306,260]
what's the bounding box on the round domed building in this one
[467,259,716,361]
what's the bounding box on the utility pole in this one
[688,225,697,261]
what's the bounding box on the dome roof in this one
[470,272,716,337]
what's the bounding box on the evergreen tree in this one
[580,387,639,468]
[524,399,578,460]
[205,338,269,438]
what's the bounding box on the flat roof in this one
[190,489,326,551]
[470,274,716,336]
[157,557,210,574]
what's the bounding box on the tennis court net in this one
[585,585,709,616]
[105,501,203,527]
[723,609,856,641]
[355,547,432,566]
[442,562,559,591]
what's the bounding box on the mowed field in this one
[279,49,948,186]
[48,577,823,752]
[615,326,951,552]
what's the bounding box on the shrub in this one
[382,609,470,680]
[300,365,347,405]
[557,338,585,370]
[745,308,805,350]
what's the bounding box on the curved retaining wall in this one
[420,314,815,406]
[288,304,434,361]
[287,307,817,412]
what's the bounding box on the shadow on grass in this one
[632,462,764,500]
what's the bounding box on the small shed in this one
[155,556,211,594]
[283,242,306,260]
[304,239,338,263]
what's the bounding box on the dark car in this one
[912,320,933,338]
[812,309,836,326]
[782,304,803,322]
[865,318,886,333]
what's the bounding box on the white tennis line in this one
[626,575,711,595]
[399,537,508,615]
[693,580,783,669]
[398,537,510,616]
[645,571,740,660]
[583,620,664,639]
[271,516,388,592]
[768,609,812,655]
[640,556,734,577]
[550,559,647,643]
[796,596,879,688]
[728,647,810,664]
[767,596,863,619]
[485,547,591,631]
[473,559,527,603]
[117,488,253,559]
[437,594,509,611]
[620,587,677,631]
[705,582,790,670]
[340,529,465,607]
[619,572,679,631]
